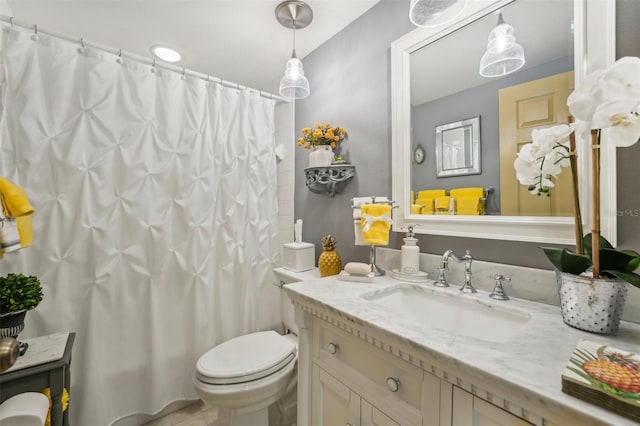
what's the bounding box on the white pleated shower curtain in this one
[0,26,281,425]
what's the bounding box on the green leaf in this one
[602,270,640,289]
[584,233,614,258]
[621,250,640,272]
[599,248,638,272]
[541,247,591,274]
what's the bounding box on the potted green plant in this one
[514,56,640,334]
[0,273,44,338]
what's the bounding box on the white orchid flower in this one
[567,57,640,148]
[514,139,570,195]
[600,56,640,102]
[567,69,606,123]
[531,124,574,154]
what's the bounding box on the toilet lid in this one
[196,330,296,385]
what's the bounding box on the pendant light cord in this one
[292,18,297,58]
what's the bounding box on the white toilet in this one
[193,267,319,426]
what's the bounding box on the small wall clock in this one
[414,144,425,164]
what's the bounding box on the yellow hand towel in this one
[414,197,435,214]
[450,187,484,198]
[0,177,35,249]
[456,196,481,215]
[410,204,422,214]
[417,189,446,199]
[360,204,392,246]
[435,196,452,215]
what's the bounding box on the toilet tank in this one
[274,267,320,335]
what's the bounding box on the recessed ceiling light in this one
[150,45,181,63]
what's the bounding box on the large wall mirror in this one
[391,0,617,244]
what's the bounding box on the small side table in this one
[0,332,75,426]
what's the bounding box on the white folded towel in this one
[352,196,389,219]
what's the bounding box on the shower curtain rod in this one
[0,15,289,103]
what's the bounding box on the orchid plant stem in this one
[591,129,601,278]
[568,116,583,255]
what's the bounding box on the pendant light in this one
[276,1,313,100]
[479,13,525,77]
[409,0,467,28]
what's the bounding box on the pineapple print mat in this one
[562,339,640,422]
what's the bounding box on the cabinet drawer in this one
[313,320,423,411]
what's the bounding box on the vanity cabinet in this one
[288,277,638,426]
[311,318,429,426]
[451,387,533,426]
[297,307,554,426]
[312,365,400,426]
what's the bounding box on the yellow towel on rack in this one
[435,196,452,215]
[410,204,422,214]
[456,197,482,215]
[414,198,435,214]
[360,204,392,246]
[450,187,484,198]
[0,177,35,249]
[417,189,446,199]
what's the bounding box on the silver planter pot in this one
[0,310,27,339]
[556,270,628,334]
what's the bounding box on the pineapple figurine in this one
[318,235,342,277]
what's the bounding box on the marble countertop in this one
[285,275,640,426]
[3,332,70,373]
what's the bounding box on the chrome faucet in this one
[434,249,476,293]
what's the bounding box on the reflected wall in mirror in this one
[391,0,617,243]
[435,116,480,177]
[410,0,573,216]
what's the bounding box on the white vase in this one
[308,145,334,168]
[556,270,628,334]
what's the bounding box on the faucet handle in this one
[434,266,449,287]
[489,275,510,300]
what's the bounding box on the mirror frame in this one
[391,0,617,245]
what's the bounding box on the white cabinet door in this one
[361,399,401,426]
[452,387,533,426]
[312,364,360,426]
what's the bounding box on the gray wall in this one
[411,58,573,214]
[295,0,640,271]
[294,1,413,262]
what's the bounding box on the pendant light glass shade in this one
[479,14,525,77]
[409,0,466,28]
[279,55,310,99]
[276,1,313,100]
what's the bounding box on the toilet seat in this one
[196,330,296,385]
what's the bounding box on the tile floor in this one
[142,401,230,426]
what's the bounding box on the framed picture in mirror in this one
[435,116,480,177]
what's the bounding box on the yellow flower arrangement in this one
[297,122,348,150]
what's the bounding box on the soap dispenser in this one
[400,226,420,275]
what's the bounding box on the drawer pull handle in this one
[327,342,339,354]
[386,376,400,392]
[346,423,354,426]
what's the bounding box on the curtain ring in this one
[9,17,14,28]
[118,49,122,58]
[34,24,38,34]
[80,37,85,48]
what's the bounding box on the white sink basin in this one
[362,285,530,343]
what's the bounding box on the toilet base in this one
[230,407,267,426]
